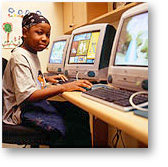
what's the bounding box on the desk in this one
[49,91,148,146]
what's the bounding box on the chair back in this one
[2,58,8,113]
[2,58,8,76]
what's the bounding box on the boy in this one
[3,13,92,147]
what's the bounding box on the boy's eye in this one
[46,33,50,38]
[37,31,43,35]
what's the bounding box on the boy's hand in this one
[61,80,92,92]
[45,74,68,83]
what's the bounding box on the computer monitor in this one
[64,23,116,82]
[47,35,71,74]
[107,3,148,91]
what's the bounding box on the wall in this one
[2,2,64,72]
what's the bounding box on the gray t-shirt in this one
[3,47,43,125]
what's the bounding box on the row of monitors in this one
[47,3,148,91]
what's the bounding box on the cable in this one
[112,129,125,148]
[129,91,148,112]
[76,71,79,81]
[75,71,88,81]
[22,144,27,148]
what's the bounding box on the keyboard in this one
[82,86,148,112]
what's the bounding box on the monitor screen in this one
[68,31,100,64]
[114,12,148,67]
[49,40,67,64]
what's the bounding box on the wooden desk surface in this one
[58,91,148,145]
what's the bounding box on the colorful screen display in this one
[68,31,100,64]
[49,40,67,64]
[115,12,148,66]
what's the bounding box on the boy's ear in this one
[22,27,28,38]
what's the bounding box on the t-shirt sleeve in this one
[11,55,39,105]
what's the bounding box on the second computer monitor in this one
[107,3,148,91]
[47,35,71,74]
[64,23,116,83]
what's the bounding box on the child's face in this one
[23,23,51,53]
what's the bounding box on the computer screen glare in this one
[114,12,148,67]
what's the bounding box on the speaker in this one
[141,80,148,90]
[108,75,112,83]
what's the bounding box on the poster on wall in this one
[2,7,42,49]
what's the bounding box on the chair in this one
[2,58,61,148]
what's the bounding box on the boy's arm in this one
[26,80,92,102]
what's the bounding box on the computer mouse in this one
[73,87,91,92]
[91,84,108,90]
[82,87,92,91]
